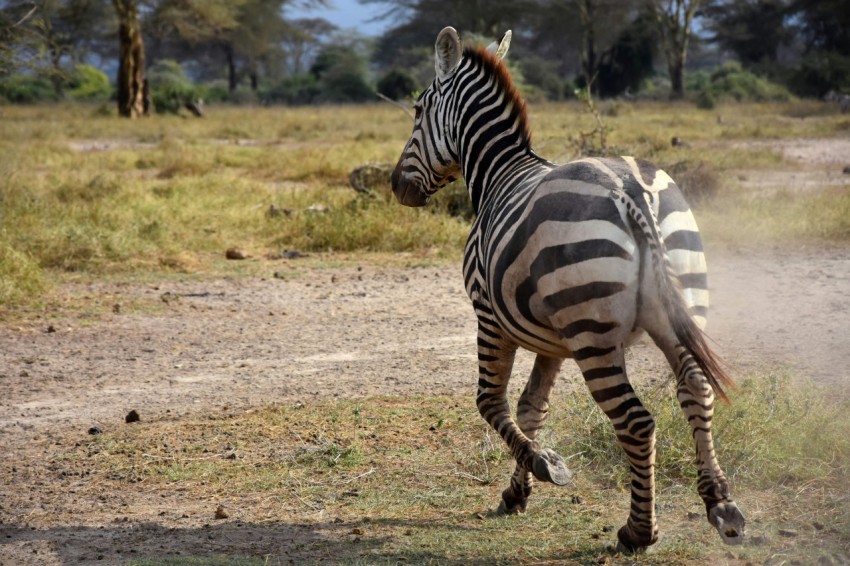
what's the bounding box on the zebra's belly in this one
[489,314,646,360]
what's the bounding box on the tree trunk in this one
[668,56,684,98]
[650,0,700,99]
[578,0,598,92]
[113,0,146,118]
[49,50,64,99]
[226,45,238,92]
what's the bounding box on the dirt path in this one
[2,247,849,440]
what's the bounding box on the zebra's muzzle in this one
[391,168,430,207]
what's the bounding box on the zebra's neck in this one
[451,50,552,215]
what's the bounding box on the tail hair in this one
[618,188,736,403]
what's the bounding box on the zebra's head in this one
[391,26,512,207]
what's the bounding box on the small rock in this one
[112,304,121,314]
[267,204,293,217]
[225,247,248,260]
[602,525,615,533]
[125,410,140,424]
[280,249,303,259]
[778,528,799,538]
[88,426,103,435]
[46,325,56,333]
[214,505,229,519]
[19,370,29,378]
[351,527,365,536]
[571,495,584,505]
[305,204,328,213]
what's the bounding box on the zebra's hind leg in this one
[476,323,571,504]
[572,344,659,552]
[667,343,745,545]
[496,354,568,515]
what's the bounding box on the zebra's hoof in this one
[709,501,745,545]
[495,498,527,516]
[615,525,656,554]
[531,448,573,486]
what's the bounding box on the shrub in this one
[260,74,321,105]
[67,65,112,101]
[520,56,567,101]
[788,51,850,98]
[0,74,57,103]
[377,69,418,101]
[694,61,794,106]
[146,60,199,114]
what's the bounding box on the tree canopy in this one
[0,0,847,109]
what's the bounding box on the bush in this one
[520,56,567,101]
[0,74,57,103]
[146,60,199,114]
[377,69,418,101]
[260,74,321,105]
[67,65,112,101]
[317,66,374,103]
[310,45,374,104]
[787,51,850,98]
[693,61,794,106]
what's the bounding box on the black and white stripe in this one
[391,27,744,552]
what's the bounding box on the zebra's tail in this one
[618,188,736,403]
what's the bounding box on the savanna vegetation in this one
[2,5,850,560]
[2,100,849,307]
[1,0,849,113]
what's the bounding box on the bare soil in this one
[1,138,849,565]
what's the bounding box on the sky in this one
[285,0,394,37]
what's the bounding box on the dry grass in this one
[10,369,841,564]
[2,100,848,305]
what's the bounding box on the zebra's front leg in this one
[476,324,571,503]
[672,346,745,545]
[497,354,567,515]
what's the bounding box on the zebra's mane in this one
[462,46,532,147]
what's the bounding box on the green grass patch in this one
[52,369,849,564]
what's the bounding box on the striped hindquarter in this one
[392,28,745,552]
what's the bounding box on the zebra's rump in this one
[478,156,709,354]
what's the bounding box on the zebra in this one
[390,26,746,552]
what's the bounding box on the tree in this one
[146,0,245,91]
[367,0,532,69]
[648,0,701,98]
[1,0,114,95]
[701,0,793,69]
[281,17,336,75]
[113,0,146,117]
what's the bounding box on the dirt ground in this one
[1,138,849,565]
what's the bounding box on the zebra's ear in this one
[435,26,462,80]
[486,30,512,60]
